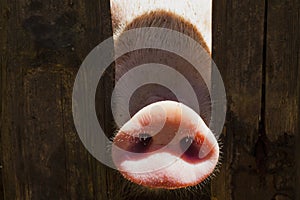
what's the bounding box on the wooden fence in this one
[0,0,299,199]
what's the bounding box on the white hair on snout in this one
[111,0,212,50]
[111,9,213,126]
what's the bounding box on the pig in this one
[110,0,221,193]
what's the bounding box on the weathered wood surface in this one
[0,0,211,199]
[0,0,299,200]
[0,0,121,199]
[264,1,299,199]
[212,0,299,200]
[297,48,300,200]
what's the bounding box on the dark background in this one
[0,0,299,199]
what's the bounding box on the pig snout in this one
[112,101,219,189]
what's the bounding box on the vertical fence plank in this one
[213,0,298,199]
[297,41,300,200]
[212,0,265,199]
[0,0,8,199]
[265,0,299,199]
[1,0,114,199]
[265,0,299,141]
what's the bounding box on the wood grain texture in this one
[0,0,211,199]
[212,0,299,199]
[0,0,8,198]
[265,0,299,142]
[264,0,299,199]
[0,0,116,199]
[1,0,299,199]
[212,0,265,199]
[297,37,300,200]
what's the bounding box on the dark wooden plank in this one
[0,0,8,199]
[1,0,35,198]
[265,0,299,199]
[58,1,117,200]
[212,0,265,199]
[1,0,115,199]
[265,0,299,141]
[297,43,300,200]
[212,0,299,199]
[23,68,67,199]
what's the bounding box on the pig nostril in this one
[180,136,194,152]
[138,133,152,146]
[180,136,203,161]
[128,133,152,153]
